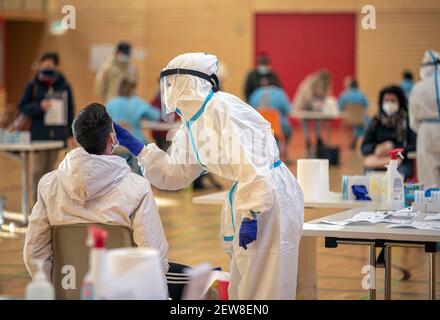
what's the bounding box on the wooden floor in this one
[0,125,438,299]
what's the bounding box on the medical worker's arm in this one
[138,128,203,190]
[23,179,52,281]
[131,182,169,273]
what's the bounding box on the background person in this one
[338,77,369,149]
[243,53,280,102]
[293,69,332,151]
[249,76,292,155]
[361,85,416,178]
[18,52,74,203]
[94,41,138,103]
[400,70,414,98]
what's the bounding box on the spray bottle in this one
[381,148,405,210]
[25,260,55,300]
[80,226,108,300]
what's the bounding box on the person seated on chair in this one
[361,85,416,179]
[23,103,169,280]
[249,76,292,148]
[338,77,369,150]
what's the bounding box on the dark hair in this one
[40,52,59,66]
[257,53,270,66]
[402,70,413,81]
[72,103,113,155]
[116,41,131,55]
[378,85,407,113]
[349,79,358,89]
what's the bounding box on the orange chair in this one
[257,107,286,159]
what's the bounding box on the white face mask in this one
[257,65,270,75]
[116,53,130,63]
[111,132,119,153]
[382,102,399,116]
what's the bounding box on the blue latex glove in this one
[239,218,257,250]
[351,185,372,201]
[113,122,144,156]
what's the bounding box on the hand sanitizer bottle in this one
[25,260,55,300]
[383,148,405,210]
[80,226,108,300]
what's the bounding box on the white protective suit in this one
[138,53,304,299]
[23,147,169,280]
[409,50,440,187]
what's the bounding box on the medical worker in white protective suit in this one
[409,50,440,188]
[114,52,304,300]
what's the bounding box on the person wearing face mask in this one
[114,52,304,300]
[94,41,138,103]
[23,103,169,281]
[361,86,416,178]
[18,52,75,203]
[243,53,280,102]
[409,50,440,188]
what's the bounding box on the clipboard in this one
[44,90,68,126]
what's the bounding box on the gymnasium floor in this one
[0,125,438,299]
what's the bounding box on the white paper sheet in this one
[44,98,67,126]
[425,213,440,221]
[387,221,440,230]
[317,211,415,226]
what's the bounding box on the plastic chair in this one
[342,103,366,127]
[257,107,286,159]
[51,223,135,300]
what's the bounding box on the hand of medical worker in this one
[239,218,257,250]
[113,122,144,156]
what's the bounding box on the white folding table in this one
[193,190,373,209]
[304,204,440,300]
[0,141,64,223]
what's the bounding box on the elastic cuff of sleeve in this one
[132,142,145,157]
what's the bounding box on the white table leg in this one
[21,150,30,224]
[297,237,318,299]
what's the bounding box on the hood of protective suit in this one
[162,52,219,119]
[56,147,130,204]
[420,50,440,80]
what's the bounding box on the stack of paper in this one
[317,210,419,226]
[387,221,440,230]
[425,213,440,221]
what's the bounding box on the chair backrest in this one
[257,107,284,141]
[51,223,134,300]
[342,103,366,126]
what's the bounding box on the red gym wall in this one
[255,13,356,99]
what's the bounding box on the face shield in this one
[159,68,220,122]
[420,50,440,80]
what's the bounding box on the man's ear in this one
[108,132,116,147]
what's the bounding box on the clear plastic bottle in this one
[25,260,55,300]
